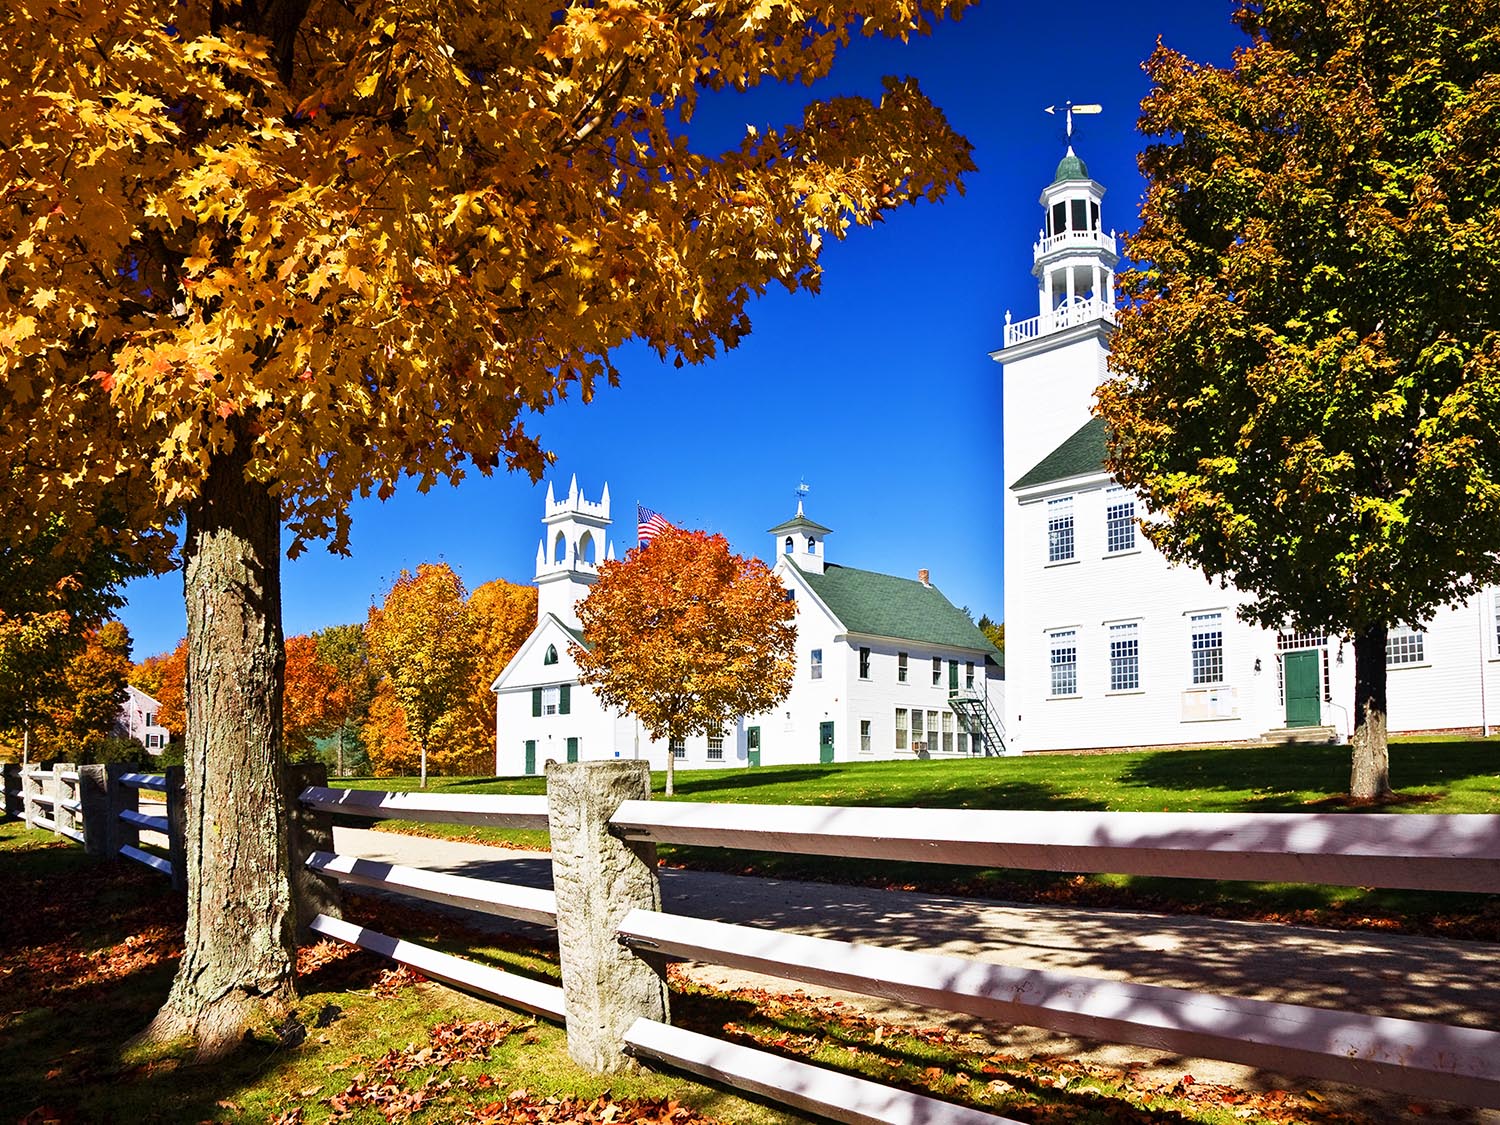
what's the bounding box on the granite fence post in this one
[285,761,343,939]
[78,764,110,857]
[546,759,668,1073]
[164,765,187,891]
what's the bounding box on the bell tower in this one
[1031,147,1117,326]
[535,475,615,629]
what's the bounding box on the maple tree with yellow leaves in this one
[0,0,972,1053]
[573,528,796,796]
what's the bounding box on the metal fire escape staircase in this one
[948,689,1009,756]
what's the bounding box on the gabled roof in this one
[767,508,833,536]
[490,613,589,692]
[791,562,1000,657]
[1012,416,1109,490]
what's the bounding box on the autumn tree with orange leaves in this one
[440,578,539,773]
[283,635,349,761]
[573,529,795,796]
[0,0,972,1054]
[132,640,187,739]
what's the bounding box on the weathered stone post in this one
[164,765,188,891]
[546,759,668,1072]
[51,763,76,839]
[20,762,43,829]
[105,762,139,857]
[284,762,343,938]
[78,764,110,857]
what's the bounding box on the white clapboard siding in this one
[309,914,565,1020]
[299,786,549,829]
[306,851,558,927]
[616,910,1500,1109]
[624,1018,1016,1125]
[120,808,169,834]
[119,773,167,791]
[120,844,172,876]
[609,802,1500,893]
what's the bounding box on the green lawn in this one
[338,737,1500,939]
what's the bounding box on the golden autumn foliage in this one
[132,639,187,737]
[37,620,133,759]
[0,0,972,1049]
[362,679,422,778]
[365,563,477,784]
[437,578,539,774]
[573,528,795,794]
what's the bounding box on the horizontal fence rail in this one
[307,852,558,928]
[616,909,1500,1109]
[120,844,172,876]
[609,802,1500,893]
[119,773,167,792]
[301,786,549,829]
[120,808,169,834]
[309,914,565,1020]
[624,1018,1016,1125]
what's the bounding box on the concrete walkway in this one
[335,826,1500,1121]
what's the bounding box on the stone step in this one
[1260,725,1338,745]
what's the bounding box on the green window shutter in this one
[559,684,571,715]
[566,736,579,763]
[531,688,542,717]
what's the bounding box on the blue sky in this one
[117,3,1244,659]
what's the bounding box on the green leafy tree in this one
[977,614,1004,656]
[572,528,796,796]
[315,624,377,776]
[1097,1,1500,800]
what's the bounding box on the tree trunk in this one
[1349,625,1393,801]
[419,739,428,789]
[665,738,675,798]
[141,435,296,1058]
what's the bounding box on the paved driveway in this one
[335,826,1500,1121]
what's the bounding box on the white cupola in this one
[534,475,615,629]
[1003,145,1119,348]
[766,500,832,575]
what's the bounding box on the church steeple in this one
[767,499,832,575]
[535,477,614,629]
[1003,144,1118,348]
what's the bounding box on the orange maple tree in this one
[133,640,187,738]
[440,578,539,774]
[0,0,972,1052]
[283,634,349,761]
[572,528,795,795]
[361,680,422,778]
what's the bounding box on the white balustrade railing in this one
[1033,228,1117,260]
[1004,296,1116,347]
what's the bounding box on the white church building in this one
[490,478,1004,774]
[995,144,1500,753]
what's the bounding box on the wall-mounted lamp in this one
[1253,658,1262,674]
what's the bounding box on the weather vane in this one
[795,479,810,502]
[1044,101,1102,140]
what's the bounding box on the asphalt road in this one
[335,826,1500,1122]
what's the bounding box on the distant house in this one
[490,478,1005,775]
[116,685,171,754]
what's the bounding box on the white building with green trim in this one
[490,482,1005,775]
[994,146,1500,753]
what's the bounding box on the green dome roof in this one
[1052,149,1089,184]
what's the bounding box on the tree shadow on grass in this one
[1115,741,1500,809]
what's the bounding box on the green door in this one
[746,726,761,768]
[566,736,579,763]
[818,721,835,763]
[1284,650,1321,728]
[524,739,537,775]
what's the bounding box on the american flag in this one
[637,504,672,545]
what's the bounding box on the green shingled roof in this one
[794,562,1001,657]
[1052,149,1089,184]
[1012,416,1109,490]
[767,512,833,536]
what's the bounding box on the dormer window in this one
[544,644,558,665]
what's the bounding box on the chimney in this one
[918,568,930,588]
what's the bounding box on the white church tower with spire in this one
[534,475,615,630]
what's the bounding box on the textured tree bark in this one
[1349,625,1392,801]
[141,435,296,1057]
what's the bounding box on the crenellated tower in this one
[534,476,615,629]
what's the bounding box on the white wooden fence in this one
[298,774,1500,1121]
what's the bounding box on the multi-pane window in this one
[931,657,941,686]
[1109,622,1140,691]
[1105,487,1136,553]
[810,649,823,680]
[542,685,560,715]
[965,661,975,689]
[1387,630,1426,666]
[898,652,908,682]
[941,712,954,754]
[911,708,925,748]
[859,647,871,679]
[670,737,686,759]
[1494,592,1500,654]
[860,720,872,754]
[895,708,909,750]
[957,729,968,754]
[706,731,724,761]
[1049,630,1078,696]
[927,711,940,746]
[1190,612,1224,685]
[1047,496,1075,563]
